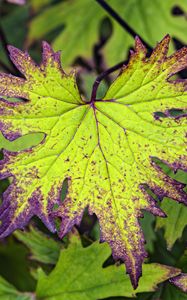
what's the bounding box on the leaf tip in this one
[134,36,147,55]
[170,273,187,293]
[41,40,62,70]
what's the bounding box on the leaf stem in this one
[95,0,152,52]
[90,60,126,102]
[91,0,154,102]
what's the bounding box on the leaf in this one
[148,283,187,300]
[1,5,28,49]
[0,238,36,291]
[156,198,187,250]
[0,4,29,69]
[103,0,187,66]
[27,0,187,66]
[140,212,156,253]
[178,249,187,273]
[155,158,187,184]
[0,36,186,288]
[14,226,61,264]
[0,276,34,300]
[27,0,106,66]
[29,0,52,13]
[36,237,180,300]
[170,273,187,293]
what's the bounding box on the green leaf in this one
[27,0,187,66]
[170,273,187,293]
[29,0,52,13]
[0,36,186,287]
[36,237,180,300]
[14,226,61,264]
[103,0,187,66]
[140,212,156,253]
[0,277,19,299]
[178,249,187,272]
[160,283,187,300]
[27,0,105,66]
[145,283,187,300]
[0,238,36,291]
[156,198,187,250]
[0,5,29,68]
[0,276,34,300]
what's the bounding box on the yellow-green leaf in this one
[0,36,186,288]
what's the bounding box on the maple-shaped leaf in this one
[0,36,187,288]
[27,0,106,66]
[170,273,187,293]
[36,235,180,300]
[27,0,187,66]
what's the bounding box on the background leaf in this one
[36,237,180,300]
[14,226,61,265]
[103,0,187,66]
[28,0,187,67]
[156,198,187,250]
[0,276,34,300]
[0,238,36,291]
